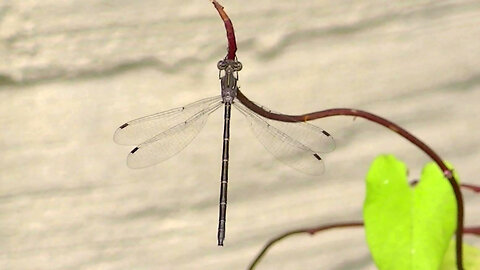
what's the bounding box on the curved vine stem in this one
[248,220,480,270]
[248,222,363,270]
[211,1,465,269]
[237,90,465,270]
[461,183,480,193]
[211,0,237,60]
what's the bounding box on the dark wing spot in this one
[119,123,129,129]
[322,130,331,136]
[313,153,322,160]
[130,147,139,154]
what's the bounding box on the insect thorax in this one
[218,58,242,103]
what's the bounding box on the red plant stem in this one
[464,226,480,235]
[210,1,464,269]
[211,0,237,60]
[248,222,480,270]
[237,89,465,270]
[461,183,480,193]
[247,222,363,270]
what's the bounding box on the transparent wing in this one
[125,100,222,169]
[114,96,222,145]
[233,101,335,175]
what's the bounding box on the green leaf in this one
[363,155,457,270]
[440,240,480,270]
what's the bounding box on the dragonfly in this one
[114,57,335,246]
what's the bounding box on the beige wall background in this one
[1,0,479,269]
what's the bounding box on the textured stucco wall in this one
[1,0,479,269]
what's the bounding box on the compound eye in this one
[217,60,228,70]
[233,62,242,71]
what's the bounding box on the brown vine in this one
[211,1,465,269]
[248,220,480,270]
[211,0,237,60]
[237,91,465,270]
